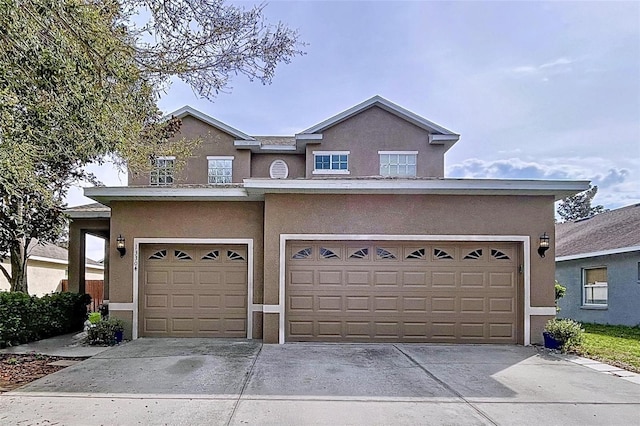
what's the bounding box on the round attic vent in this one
[269,159,289,179]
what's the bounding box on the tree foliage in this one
[0,0,304,293]
[557,185,607,223]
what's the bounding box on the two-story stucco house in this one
[67,96,588,345]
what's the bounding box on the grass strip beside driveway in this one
[573,323,640,373]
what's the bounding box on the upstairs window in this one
[313,151,350,175]
[379,151,417,177]
[583,267,608,306]
[207,156,233,184]
[150,156,175,186]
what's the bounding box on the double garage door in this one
[140,244,248,337]
[286,241,520,343]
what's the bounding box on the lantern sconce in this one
[116,234,126,258]
[538,233,550,258]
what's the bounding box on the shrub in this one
[0,292,90,347]
[545,318,584,352]
[555,281,567,312]
[88,312,102,324]
[86,318,125,346]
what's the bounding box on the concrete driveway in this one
[1,339,639,425]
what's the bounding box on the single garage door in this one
[140,244,248,337]
[286,241,519,343]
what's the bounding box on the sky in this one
[68,1,640,260]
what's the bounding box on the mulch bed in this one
[0,353,85,392]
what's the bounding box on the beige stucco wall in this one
[129,115,251,185]
[108,200,264,337]
[251,154,306,178]
[262,193,557,344]
[0,260,103,297]
[305,106,447,178]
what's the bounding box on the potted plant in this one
[86,318,126,346]
[543,318,584,352]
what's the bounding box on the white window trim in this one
[150,156,176,186]
[582,267,608,307]
[312,169,351,175]
[378,151,418,155]
[206,156,235,160]
[312,150,350,175]
[379,151,417,177]
[207,156,234,184]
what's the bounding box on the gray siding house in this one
[556,204,640,326]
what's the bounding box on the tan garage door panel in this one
[141,245,247,337]
[286,242,519,343]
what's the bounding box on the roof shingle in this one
[555,204,640,257]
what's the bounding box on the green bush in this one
[88,312,102,324]
[0,292,90,348]
[555,281,567,312]
[545,318,584,352]
[86,318,125,346]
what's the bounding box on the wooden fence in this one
[60,280,104,312]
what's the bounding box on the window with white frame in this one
[313,151,350,174]
[150,156,175,186]
[207,156,233,184]
[583,267,608,306]
[379,151,417,177]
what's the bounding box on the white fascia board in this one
[84,186,258,205]
[556,245,640,262]
[260,145,297,151]
[295,134,323,140]
[234,140,261,148]
[166,106,255,141]
[29,256,68,266]
[243,178,590,200]
[300,95,458,136]
[429,134,460,144]
[66,210,111,219]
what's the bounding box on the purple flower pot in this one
[543,331,562,349]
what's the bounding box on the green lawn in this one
[573,323,640,373]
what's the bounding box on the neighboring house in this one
[0,241,104,297]
[67,95,588,345]
[556,204,640,326]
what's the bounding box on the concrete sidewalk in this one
[0,332,110,358]
[1,340,639,425]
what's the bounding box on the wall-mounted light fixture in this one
[538,232,550,258]
[116,234,126,258]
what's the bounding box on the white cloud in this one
[506,57,574,75]
[447,157,636,209]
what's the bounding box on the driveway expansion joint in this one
[226,343,263,426]
[392,344,499,426]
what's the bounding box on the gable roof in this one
[168,106,255,141]
[66,202,110,219]
[3,240,103,267]
[556,203,640,260]
[299,95,460,142]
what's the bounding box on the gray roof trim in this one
[300,95,460,137]
[556,245,640,262]
[84,186,261,205]
[66,210,111,219]
[243,178,589,200]
[85,179,589,205]
[167,106,255,141]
